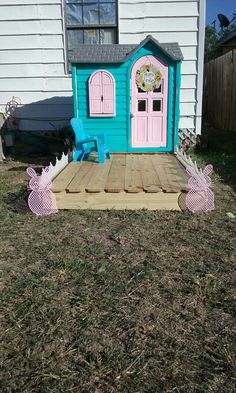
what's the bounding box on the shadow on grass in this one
[195,150,236,192]
[8,154,57,167]
[2,186,30,213]
[7,166,29,172]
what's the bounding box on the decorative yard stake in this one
[176,150,215,213]
[27,167,58,216]
[27,152,72,216]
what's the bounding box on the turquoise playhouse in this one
[69,35,183,154]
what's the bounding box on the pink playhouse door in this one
[131,55,168,148]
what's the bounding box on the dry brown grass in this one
[0,152,236,393]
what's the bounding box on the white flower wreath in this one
[136,64,162,92]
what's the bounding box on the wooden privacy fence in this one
[203,50,236,133]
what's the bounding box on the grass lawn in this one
[0,152,236,393]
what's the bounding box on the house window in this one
[89,70,116,117]
[65,0,118,48]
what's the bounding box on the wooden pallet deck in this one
[52,154,188,210]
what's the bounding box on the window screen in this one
[65,0,117,47]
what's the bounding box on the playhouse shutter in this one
[102,72,114,114]
[89,70,115,116]
[89,71,103,115]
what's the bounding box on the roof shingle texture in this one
[68,39,183,64]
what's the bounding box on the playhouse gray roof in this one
[68,35,183,64]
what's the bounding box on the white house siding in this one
[0,0,205,134]
[0,0,72,132]
[119,0,206,134]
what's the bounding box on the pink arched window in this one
[89,70,115,117]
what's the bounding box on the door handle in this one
[130,113,134,118]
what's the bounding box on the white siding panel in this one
[179,117,195,128]
[0,91,72,106]
[0,78,72,92]
[181,61,197,75]
[119,17,198,33]
[119,32,198,46]
[0,35,63,50]
[120,0,198,3]
[44,78,71,91]
[0,0,205,133]
[181,75,197,89]
[119,2,199,18]
[0,1,70,131]
[1,1,62,4]
[180,89,196,103]
[0,20,62,35]
[0,64,65,78]
[0,5,61,20]
[180,102,196,116]
[120,1,198,19]
[180,46,197,61]
[0,49,64,64]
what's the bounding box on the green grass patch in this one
[0,153,236,392]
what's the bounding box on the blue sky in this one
[206,0,236,26]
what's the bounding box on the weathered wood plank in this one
[162,155,188,191]
[67,162,97,193]
[86,158,112,193]
[151,155,180,192]
[105,155,126,193]
[170,159,189,191]
[225,52,233,132]
[55,190,181,211]
[164,155,186,192]
[52,162,81,193]
[232,51,236,133]
[203,50,236,133]
[52,155,188,197]
[124,155,143,193]
[139,155,162,192]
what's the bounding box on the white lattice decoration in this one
[179,128,196,149]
